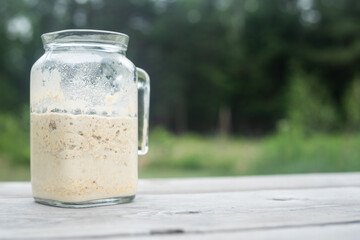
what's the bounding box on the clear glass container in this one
[30,29,150,208]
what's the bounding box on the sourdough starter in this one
[31,113,138,202]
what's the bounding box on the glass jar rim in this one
[41,29,129,49]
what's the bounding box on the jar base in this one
[34,195,135,208]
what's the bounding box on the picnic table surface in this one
[1,173,360,239]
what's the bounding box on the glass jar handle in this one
[137,68,150,155]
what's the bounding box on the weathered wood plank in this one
[1,186,359,239]
[105,224,360,240]
[1,173,360,198]
[139,172,360,194]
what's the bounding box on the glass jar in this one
[30,30,150,208]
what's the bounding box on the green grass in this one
[139,128,258,178]
[139,127,360,178]
[0,158,30,181]
[256,132,360,174]
[1,125,360,181]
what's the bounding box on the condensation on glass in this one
[30,30,150,208]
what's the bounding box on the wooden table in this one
[1,173,360,239]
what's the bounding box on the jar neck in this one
[41,30,129,55]
[44,42,127,55]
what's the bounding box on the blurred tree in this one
[287,66,338,133]
[232,0,302,134]
[0,0,359,135]
[343,76,360,131]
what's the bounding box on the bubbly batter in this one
[31,113,138,203]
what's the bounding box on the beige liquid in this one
[31,113,138,202]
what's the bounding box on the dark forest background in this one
[1,0,360,179]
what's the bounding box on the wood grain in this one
[0,173,359,239]
[1,172,360,198]
[138,172,360,194]
[109,224,360,240]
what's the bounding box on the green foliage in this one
[343,77,360,131]
[253,132,360,174]
[139,128,360,178]
[1,0,360,133]
[0,107,30,166]
[140,127,258,177]
[286,68,338,133]
[0,77,19,111]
